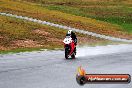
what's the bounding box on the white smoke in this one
[76,44,132,57]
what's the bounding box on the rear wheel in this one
[71,48,76,59]
[71,53,75,59]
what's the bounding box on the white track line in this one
[0,12,132,43]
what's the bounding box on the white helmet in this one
[67,30,72,34]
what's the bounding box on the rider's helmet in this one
[67,30,73,35]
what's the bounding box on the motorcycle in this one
[63,36,76,59]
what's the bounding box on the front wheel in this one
[65,48,69,59]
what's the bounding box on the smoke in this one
[76,44,132,57]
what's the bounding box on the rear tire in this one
[71,53,75,59]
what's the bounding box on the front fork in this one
[64,43,76,56]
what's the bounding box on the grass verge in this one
[0,0,131,54]
[0,0,131,39]
[0,15,107,54]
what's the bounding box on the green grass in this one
[0,15,107,54]
[0,47,44,54]
[121,24,132,33]
[15,0,132,32]
[0,46,64,54]
[0,0,131,53]
[1,0,130,38]
[44,4,132,33]
[21,0,132,33]
[0,15,67,51]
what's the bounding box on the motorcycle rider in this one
[66,30,77,54]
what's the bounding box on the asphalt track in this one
[0,44,132,88]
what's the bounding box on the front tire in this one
[65,48,69,59]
